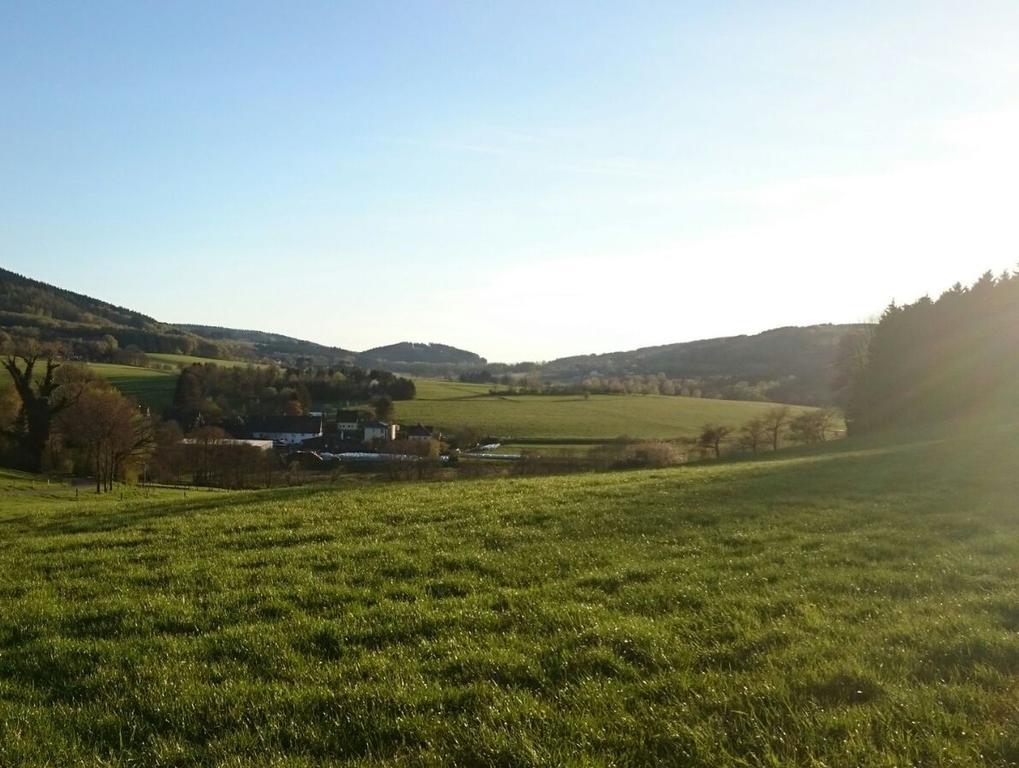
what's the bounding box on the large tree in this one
[738,417,767,453]
[1,349,75,471]
[60,385,154,493]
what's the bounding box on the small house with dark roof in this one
[404,424,438,441]
[247,415,324,446]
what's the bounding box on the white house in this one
[247,416,324,446]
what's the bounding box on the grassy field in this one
[84,363,178,411]
[399,378,818,440]
[146,353,266,369]
[1,417,1017,766]
[85,355,263,411]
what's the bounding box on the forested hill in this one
[0,269,354,364]
[540,324,871,405]
[0,268,478,368]
[357,342,486,367]
[0,267,211,355]
[176,325,356,364]
[0,267,158,328]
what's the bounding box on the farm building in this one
[335,410,369,440]
[362,421,399,442]
[404,424,438,441]
[247,415,324,446]
[181,438,275,451]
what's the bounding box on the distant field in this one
[85,355,265,410]
[0,418,1016,765]
[400,378,816,439]
[85,363,177,410]
[146,353,264,368]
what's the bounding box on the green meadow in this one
[75,366,820,442]
[84,356,263,411]
[1,416,1017,766]
[146,353,266,369]
[399,378,816,440]
[85,363,178,411]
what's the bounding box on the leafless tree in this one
[762,406,792,451]
[59,386,154,492]
[698,424,733,459]
[738,417,767,453]
[789,408,838,444]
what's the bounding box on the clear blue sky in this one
[2,1,1017,361]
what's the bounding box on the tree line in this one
[696,406,840,459]
[1,349,154,490]
[837,270,1019,433]
[169,363,415,427]
[460,370,797,402]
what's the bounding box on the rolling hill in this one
[2,267,863,406]
[397,379,815,440]
[540,324,870,405]
[0,269,480,368]
[174,324,357,365]
[357,341,486,367]
[0,267,208,355]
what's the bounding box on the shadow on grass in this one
[7,484,353,537]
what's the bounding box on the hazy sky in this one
[2,1,1017,361]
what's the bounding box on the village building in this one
[362,421,399,442]
[335,409,368,440]
[181,438,275,451]
[247,415,324,446]
[404,424,438,441]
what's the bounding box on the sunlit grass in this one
[0,420,1017,765]
[146,353,266,369]
[84,362,178,410]
[402,378,817,440]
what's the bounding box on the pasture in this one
[85,355,263,411]
[85,363,178,411]
[0,420,1017,765]
[146,353,266,369]
[399,378,817,440]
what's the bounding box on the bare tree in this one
[60,386,154,492]
[789,408,838,444]
[185,426,228,486]
[763,406,791,451]
[698,424,733,459]
[738,417,767,453]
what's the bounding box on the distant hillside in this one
[0,269,482,369]
[540,324,871,405]
[0,267,211,355]
[1,268,864,402]
[176,325,356,365]
[357,342,486,367]
[0,269,355,364]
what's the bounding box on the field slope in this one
[1,417,1017,765]
[400,379,817,439]
[85,363,178,410]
